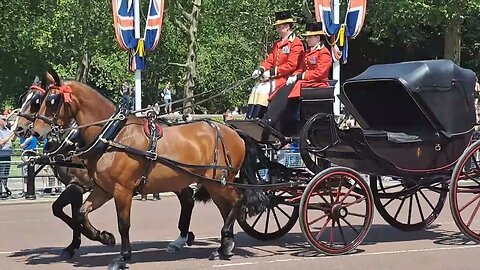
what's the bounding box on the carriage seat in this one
[300,86,335,122]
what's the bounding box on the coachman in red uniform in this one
[264,22,332,135]
[247,10,304,119]
[287,22,332,97]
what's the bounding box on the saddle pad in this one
[143,120,163,139]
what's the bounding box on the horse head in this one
[32,69,75,140]
[13,75,49,137]
[32,67,115,142]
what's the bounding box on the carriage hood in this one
[340,59,476,136]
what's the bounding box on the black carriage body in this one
[327,60,476,176]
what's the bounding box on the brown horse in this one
[32,72,266,269]
[14,80,195,260]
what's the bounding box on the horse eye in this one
[36,99,40,104]
[50,99,55,105]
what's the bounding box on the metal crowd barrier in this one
[0,149,63,200]
[258,146,304,181]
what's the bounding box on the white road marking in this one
[210,245,480,268]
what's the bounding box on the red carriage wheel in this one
[370,175,448,231]
[450,140,480,243]
[299,167,374,255]
[238,189,299,241]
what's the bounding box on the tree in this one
[168,0,202,113]
[365,0,480,64]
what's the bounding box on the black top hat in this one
[304,22,325,36]
[273,10,295,26]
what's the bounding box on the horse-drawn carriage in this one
[228,59,480,254]
[16,59,480,269]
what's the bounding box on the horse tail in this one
[238,134,268,217]
[193,185,211,203]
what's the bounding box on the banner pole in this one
[134,0,142,112]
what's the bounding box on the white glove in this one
[263,70,271,80]
[251,69,262,79]
[286,75,297,85]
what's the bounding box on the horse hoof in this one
[100,231,116,246]
[107,257,126,270]
[186,232,195,246]
[60,249,75,261]
[223,241,235,256]
[208,248,232,261]
[166,245,180,253]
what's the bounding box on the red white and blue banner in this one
[112,0,137,51]
[144,0,165,51]
[314,0,367,63]
[112,0,165,72]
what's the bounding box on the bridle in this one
[35,84,73,137]
[16,85,47,133]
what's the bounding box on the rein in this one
[59,76,253,134]
[130,76,253,115]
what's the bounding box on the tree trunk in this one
[182,0,201,114]
[75,51,91,83]
[444,14,462,64]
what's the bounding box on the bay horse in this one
[32,71,266,269]
[14,79,197,260]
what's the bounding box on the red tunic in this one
[260,33,304,99]
[290,44,332,98]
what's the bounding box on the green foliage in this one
[1,0,479,112]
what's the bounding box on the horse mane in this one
[66,80,116,107]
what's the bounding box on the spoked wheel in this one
[238,189,299,241]
[370,175,448,231]
[299,113,333,174]
[299,167,374,255]
[450,140,480,243]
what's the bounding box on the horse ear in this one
[32,75,41,86]
[45,71,55,85]
[46,68,61,86]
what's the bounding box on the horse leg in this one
[108,184,133,270]
[51,183,84,260]
[208,191,242,260]
[78,186,115,247]
[167,187,195,253]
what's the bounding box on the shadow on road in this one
[9,224,477,267]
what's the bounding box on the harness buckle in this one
[146,151,158,161]
[118,113,126,121]
[51,125,60,134]
[220,169,228,187]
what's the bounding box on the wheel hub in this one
[331,204,348,220]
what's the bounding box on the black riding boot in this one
[246,104,255,119]
[252,105,267,119]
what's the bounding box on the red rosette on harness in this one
[49,84,73,103]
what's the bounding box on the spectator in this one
[161,82,173,114]
[3,107,12,117]
[121,82,130,109]
[232,107,240,116]
[154,103,161,114]
[0,115,14,198]
[223,109,233,121]
[20,135,38,192]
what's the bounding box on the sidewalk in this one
[0,191,178,206]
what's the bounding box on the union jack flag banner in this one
[112,0,137,51]
[144,0,164,51]
[314,0,367,63]
[112,0,165,72]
